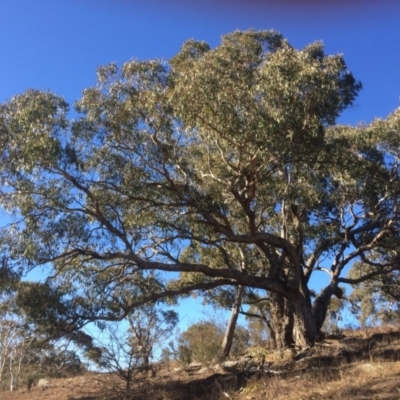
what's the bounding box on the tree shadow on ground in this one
[152,372,248,400]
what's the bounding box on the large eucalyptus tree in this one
[0,30,399,348]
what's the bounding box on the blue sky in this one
[1,0,399,330]
[1,0,399,124]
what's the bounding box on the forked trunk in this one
[269,291,319,349]
[290,292,320,348]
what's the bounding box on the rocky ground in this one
[2,326,400,400]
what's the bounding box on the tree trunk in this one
[143,354,150,371]
[125,377,131,400]
[312,284,343,332]
[290,291,320,348]
[9,352,14,392]
[221,285,244,360]
[269,291,320,349]
[268,292,294,349]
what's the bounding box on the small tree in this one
[96,305,178,399]
[0,288,88,392]
[349,260,400,327]
[127,305,178,371]
[177,319,249,365]
[0,319,28,390]
[37,347,86,378]
[97,322,142,400]
[0,292,36,391]
[179,321,224,365]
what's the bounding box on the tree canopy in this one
[0,30,399,348]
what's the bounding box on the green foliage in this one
[176,319,249,365]
[177,321,224,365]
[0,29,399,348]
[230,324,251,356]
[0,291,86,392]
[322,296,346,334]
[348,260,400,327]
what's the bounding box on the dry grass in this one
[2,326,400,400]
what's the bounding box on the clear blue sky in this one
[1,0,399,124]
[1,0,399,329]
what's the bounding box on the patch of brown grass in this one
[2,327,400,400]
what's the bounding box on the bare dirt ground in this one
[2,326,400,400]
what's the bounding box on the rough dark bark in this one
[143,355,150,371]
[268,292,294,349]
[268,288,322,349]
[221,285,244,359]
[291,297,320,348]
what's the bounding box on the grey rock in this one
[38,379,51,391]
[184,362,203,372]
[222,360,239,368]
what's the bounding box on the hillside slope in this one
[2,327,400,400]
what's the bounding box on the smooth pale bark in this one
[221,285,244,360]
